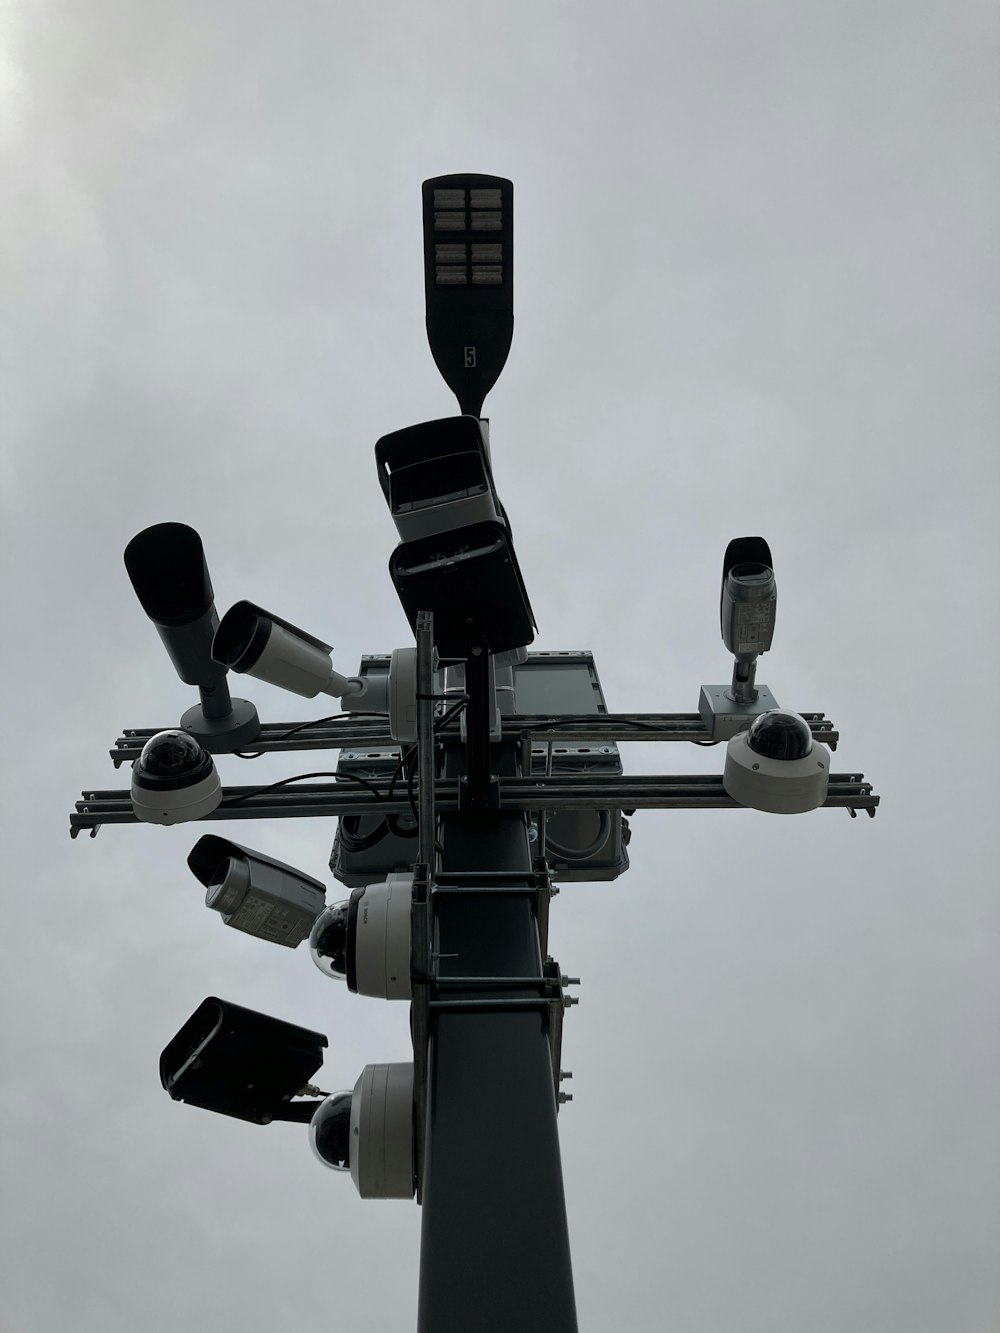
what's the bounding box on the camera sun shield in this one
[159,997,328,1125]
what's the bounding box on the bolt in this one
[563,995,579,1009]
[561,975,580,986]
[558,1092,573,1104]
[560,1070,573,1080]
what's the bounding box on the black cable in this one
[234,711,391,758]
[222,770,388,807]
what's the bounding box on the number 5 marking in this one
[464,346,477,368]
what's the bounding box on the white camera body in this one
[311,871,413,999]
[310,1062,415,1200]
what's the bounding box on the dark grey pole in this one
[416,676,578,1333]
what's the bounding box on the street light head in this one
[131,730,222,824]
[422,174,514,418]
[723,711,829,814]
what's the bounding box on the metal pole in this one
[416,659,577,1333]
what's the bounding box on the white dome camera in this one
[723,710,829,814]
[310,1062,414,1199]
[130,730,223,825]
[309,872,413,1000]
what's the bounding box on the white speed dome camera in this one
[310,1062,414,1199]
[310,872,413,1000]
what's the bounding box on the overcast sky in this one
[3,2,999,1330]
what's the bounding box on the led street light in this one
[160,996,328,1124]
[123,523,259,750]
[188,834,326,948]
[130,730,222,825]
[723,710,830,813]
[311,1063,414,1199]
[423,174,513,417]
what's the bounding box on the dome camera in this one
[723,710,829,814]
[310,872,413,1000]
[130,730,222,825]
[310,1063,414,1199]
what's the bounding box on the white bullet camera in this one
[310,872,413,1000]
[188,834,326,948]
[310,1062,414,1199]
[130,730,223,825]
[723,710,830,814]
[212,600,370,702]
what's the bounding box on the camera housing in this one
[212,600,367,701]
[310,872,413,1000]
[700,535,781,741]
[188,834,326,948]
[160,996,328,1125]
[311,1062,414,1199]
[130,730,223,825]
[723,710,830,814]
[123,523,259,750]
[375,416,502,544]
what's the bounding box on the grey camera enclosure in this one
[720,535,776,660]
[123,522,259,750]
[159,995,327,1125]
[189,834,326,948]
[376,416,503,544]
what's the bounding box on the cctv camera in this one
[310,872,412,1000]
[311,1063,414,1199]
[188,834,326,948]
[123,523,259,750]
[131,730,223,825]
[160,996,328,1125]
[723,710,830,814]
[375,416,503,544]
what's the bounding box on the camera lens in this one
[747,710,813,761]
[138,730,208,779]
[310,1092,353,1171]
[310,901,350,980]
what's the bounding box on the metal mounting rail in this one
[409,859,561,1203]
[70,773,878,836]
[106,711,839,765]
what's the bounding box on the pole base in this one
[180,698,260,752]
